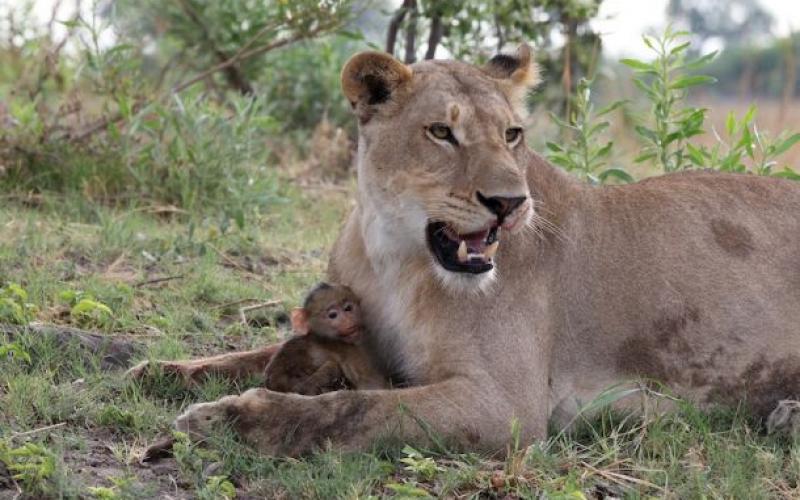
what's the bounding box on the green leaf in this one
[685,51,718,70]
[686,144,708,167]
[725,112,736,136]
[588,121,610,137]
[773,167,800,181]
[772,133,800,157]
[669,75,717,89]
[620,58,653,72]
[634,151,657,163]
[634,125,659,143]
[598,168,634,184]
[743,104,758,125]
[545,141,564,153]
[594,141,613,159]
[385,482,431,497]
[668,41,691,56]
[596,100,627,117]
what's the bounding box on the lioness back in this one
[548,170,800,423]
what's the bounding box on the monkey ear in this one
[290,308,310,335]
[341,51,413,121]
[482,43,540,114]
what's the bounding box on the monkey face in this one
[320,299,363,344]
[301,284,365,344]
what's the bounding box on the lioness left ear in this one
[483,43,540,113]
[341,51,413,122]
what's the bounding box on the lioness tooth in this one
[484,241,499,259]
[457,241,468,262]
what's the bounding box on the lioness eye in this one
[427,123,458,145]
[505,127,523,144]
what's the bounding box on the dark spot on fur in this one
[305,394,376,451]
[710,218,754,258]
[707,355,800,420]
[615,337,670,382]
[362,74,390,105]
[462,426,481,445]
[653,305,700,351]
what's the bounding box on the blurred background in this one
[1,0,799,198]
[1,3,799,497]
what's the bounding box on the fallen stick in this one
[134,275,185,288]
[239,300,282,326]
[10,422,67,440]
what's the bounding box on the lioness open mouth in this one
[425,221,499,274]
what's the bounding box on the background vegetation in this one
[1,0,799,497]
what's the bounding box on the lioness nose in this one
[476,192,527,220]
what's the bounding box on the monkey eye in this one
[327,310,338,320]
[343,302,353,312]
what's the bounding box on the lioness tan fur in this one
[138,45,800,456]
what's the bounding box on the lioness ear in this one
[290,307,310,336]
[341,51,413,121]
[483,43,540,113]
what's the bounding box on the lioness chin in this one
[161,44,800,456]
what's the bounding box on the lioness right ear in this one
[341,51,412,121]
[483,43,540,115]
[290,307,310,336]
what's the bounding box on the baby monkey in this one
[263,282,388,395]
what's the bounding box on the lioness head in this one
[341,45,539,291]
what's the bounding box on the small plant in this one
[384,481,432,497]
[622,27,717,173]
[0,342,32,364]
[686,105,800,177]
[0,283,38,325]
[546,78,632,185]
[59,290,114,328]
[0,440,58,496]
[203,475,237,500]
[172,432,236,499]
[399,445,443,481]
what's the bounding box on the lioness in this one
[137,44,800,456]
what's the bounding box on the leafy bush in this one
[0,440,59,497]
[0,0,347,218]
[0,283,37,325]
[59,290,114,328]
[546,79,631,185]
[260,37,361,131]
[621,27,717,173]
[548,26,800,182]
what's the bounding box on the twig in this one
[211,298,261,310]
[425,9,443,60]
[580,461,665,492]
[206,243,249,273]
[134,275,185,288]
[172,19,341,94]
[386,0,413,56]
[10,422,67,440]
[69,14,340,142]
[403,0,418,64]
[239,300,282,326]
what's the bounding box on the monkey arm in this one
[291,360,345,395]
[126,344,283,384]
[174,376,544,456]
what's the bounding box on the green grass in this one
[1,182,800,499]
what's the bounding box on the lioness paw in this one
[767,400,800,436]
[174,400,231,439]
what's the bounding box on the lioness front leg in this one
[126,344,283,385]
[174,377,545,456]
